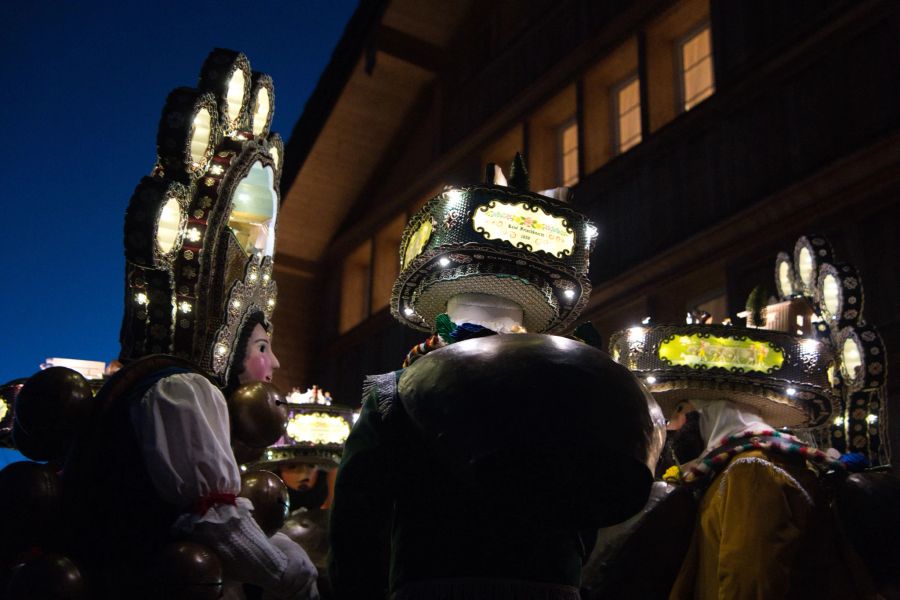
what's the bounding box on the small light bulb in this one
[834,416,845,427]
[627,326,645,340]
[646,376,657,384]
[786,387,797,396]
[439,257,450,267]
[867,414,878,424]
[404,307,414,316]
[563,289,576,299]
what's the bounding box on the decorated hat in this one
[391,154,597,334]
[608,324,836,428]
[249,387,355,469]
[119,49,281,386]
[0,379,25,448]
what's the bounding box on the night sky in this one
[0,1,359,383]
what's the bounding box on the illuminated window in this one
[339,241,372,333]
[558,120,579,186]
[613,76,642,154]
[679,26,714,111]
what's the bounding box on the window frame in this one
[556,117,579,187]
[611,73,642,155]
[676,22,715,113]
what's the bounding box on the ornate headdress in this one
[250,387,355,469]
[120,49,281,386]
[609,324,836,428]
[391,154,597,334]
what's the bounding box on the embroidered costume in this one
[57,49,318,599]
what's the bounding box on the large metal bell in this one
[0,461,62,563]
[398,333,665,529]
[6,553,85,600]
[227,382,287,448]
[154,541,223,600]
[240,470,290,536]
[13,367,94,461]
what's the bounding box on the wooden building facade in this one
[272,0,900,459]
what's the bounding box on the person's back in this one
[670,446,861,600]
[330,334,665,599]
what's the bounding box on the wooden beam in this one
[376,24,445,73]
[274,253,319,278]
[281,0,391,193]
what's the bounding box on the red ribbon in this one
[193,492,237,516]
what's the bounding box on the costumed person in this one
[55,49,318,599]
[329,155,666,599]
[247,385,354,599]
[605,322,868,599]
[0,379,27,469]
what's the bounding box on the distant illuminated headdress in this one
[391,154,598,334]
[250,386,355,469]
[609,324,836,429]
[120,49,282,386]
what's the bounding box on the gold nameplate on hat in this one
[402,218,433,269]
[472,200,575,258]
[658,334,785,374]
[286,412,352,446]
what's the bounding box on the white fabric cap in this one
[692,398,771,456]
[447,292,524,333]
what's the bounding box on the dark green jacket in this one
[328,372,586,599]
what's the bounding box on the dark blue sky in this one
[0,1,359,382]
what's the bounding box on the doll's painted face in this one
[279,462,319,491]
[238,323,280,384]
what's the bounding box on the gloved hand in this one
[267,532,320,600]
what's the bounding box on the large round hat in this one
[391,155,597,334]
[608,324,836,428]
[248,387,355,469]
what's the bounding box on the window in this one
[558,120,579,186]
[583,38,639,172]
[526,85,576,191]
[339,241,371,333]
[613,76,642,154]
[644,0,712,131]
[679,26,714,111]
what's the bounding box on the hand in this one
[268,532,319,600]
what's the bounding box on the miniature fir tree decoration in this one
[746,285,768,328]
[508,152,530,191]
